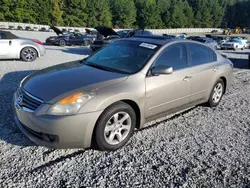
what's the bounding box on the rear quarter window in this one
[0,33,6,39]
[187,43,217,66]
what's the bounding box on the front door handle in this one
[183,76,192,82]
[9,41,12,45]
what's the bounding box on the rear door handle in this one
[9,41,12,45]
[183,76,192,82]
[213,67,219,72]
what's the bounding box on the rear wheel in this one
[207,79,225,107]
[20,47,37,62]
[59,40,66,46]
[93,102,136,151]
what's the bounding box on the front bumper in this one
[12,94,103,149]
[39,45,46,57]
[45,39,56,44]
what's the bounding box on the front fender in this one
[78,73,147,127]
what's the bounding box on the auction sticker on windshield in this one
[139,43,157,49]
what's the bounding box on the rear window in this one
[188,43,217,66]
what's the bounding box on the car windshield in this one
[117,30,131,38]
[84,41,160,74]
[228,39,239,43]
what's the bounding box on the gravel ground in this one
[0,37,250,187]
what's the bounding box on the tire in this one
[59,40,66,46]
[20,47,37,62]
[207,79,225,107]
[93,101,136,151]
[84,40,90,46]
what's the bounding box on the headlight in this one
[47,92,94,116]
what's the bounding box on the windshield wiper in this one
[85,62,130,74]
[84,62,114,72]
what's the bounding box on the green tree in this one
[157,0,171,28]
[51,0,64,26]
[63,0,88,27]
[135,0,163,29]
[110,0,136,28]
[33,0,51,25]
[86,0,112,27]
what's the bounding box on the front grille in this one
[16,88,43,111]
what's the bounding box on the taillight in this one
[33,40,43,45]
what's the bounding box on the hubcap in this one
[104,112,132,145]
[23,48,36,60]
[212,83,223,103]
[60,41,65,46]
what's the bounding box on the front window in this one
[84,41,160,74]
[154,44,188,70]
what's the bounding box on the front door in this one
[146,43,192,118]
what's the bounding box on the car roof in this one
[122,35,173,45]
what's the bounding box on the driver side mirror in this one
[151,65,173,76]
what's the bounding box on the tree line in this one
[0,0,249,29]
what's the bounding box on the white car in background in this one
[0,30,45,61]
[33,27,39,31]
[220,39,246,50]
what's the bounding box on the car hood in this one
[95,26,120,37]
[22,61,128,103]
[50,26,63,35]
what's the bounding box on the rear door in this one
[186,43,219,102]
[0,32,11,56]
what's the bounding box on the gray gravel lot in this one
[0,34,250,187]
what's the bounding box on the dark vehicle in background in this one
[40,27,47,32]
[90,26,153,51]
[9,26,15,30]
[25,26,32,31]
[163,33,187,40]
[162,34,177,39]
[46,26,94,46]
[62,28,67,33]
[190,37,218,49]
[17,26,23,30]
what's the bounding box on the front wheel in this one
[207,79,225,107]
[93,102,136,151]
[59,40,66,46]
[20,47,37,62]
